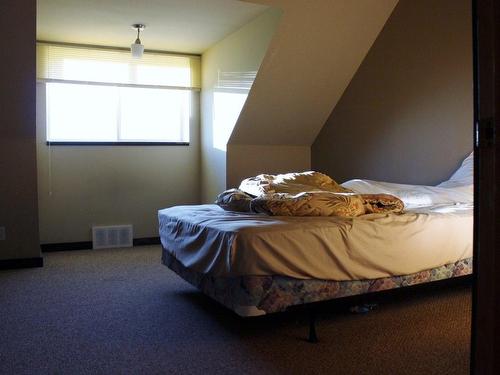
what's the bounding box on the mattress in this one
[158,202,473,281]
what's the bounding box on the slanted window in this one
[37,43,200,144]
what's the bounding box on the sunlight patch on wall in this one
[212,91,248,151]
[213,70,257,151]
[212,70,256,151]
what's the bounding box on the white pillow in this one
[438,152,473,188]
[342,152,474,208]
[342,179,472,208]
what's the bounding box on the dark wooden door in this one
[471,0,500,373]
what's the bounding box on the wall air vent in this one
[92,225,133,249]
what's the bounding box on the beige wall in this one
[36,84,201,243]
[226,145,310,188]
[0,0,40,260]
[231,0,398,146]
[200,8,282,203]
[312,0,473,185]
[225,0,397,190]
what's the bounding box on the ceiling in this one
[37,0,269,54]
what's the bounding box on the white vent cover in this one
[92,225,133,249]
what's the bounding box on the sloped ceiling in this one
[37,0,268,54]
[230,0,399,145]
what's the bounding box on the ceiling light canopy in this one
[131,24,145,58]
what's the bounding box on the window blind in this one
[37,43,201,90]
[216,70,257,91]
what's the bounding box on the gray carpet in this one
[0,246,471,375]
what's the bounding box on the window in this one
[46,83,190,143]
[37,43,200,144]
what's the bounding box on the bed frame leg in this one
[307,308,319,343]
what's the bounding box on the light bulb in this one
[131,42,144,58]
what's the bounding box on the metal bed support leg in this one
[308,308,318,343]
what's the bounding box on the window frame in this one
[45,141,190,146]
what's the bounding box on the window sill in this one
[45,141,190,146]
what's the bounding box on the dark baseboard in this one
[0,257,44,270]
[41,241,92,252]
[133,237,161,246]
[41,237,161,253]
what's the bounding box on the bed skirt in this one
[162,248,472,317]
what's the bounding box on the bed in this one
[159,153,473,318]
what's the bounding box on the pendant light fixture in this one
[131,24,146,58]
